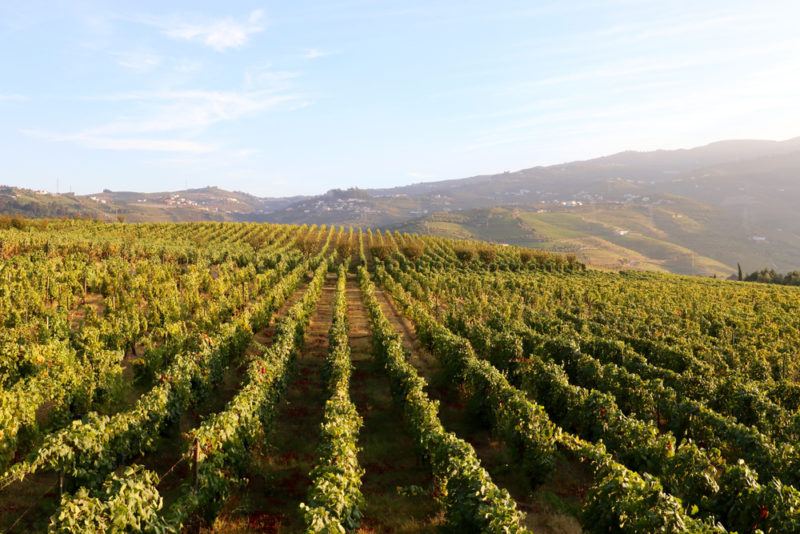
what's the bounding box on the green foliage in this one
[3,220,800,532]
[50,465,166,533]
[166,256,332,529]
[382,255,800,531]
[745,268,800,286]
[358,265,528,532]
[377,264,557,486]
[301,264,365,533]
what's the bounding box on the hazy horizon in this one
[5,134,799,199]
[2,1,800,196]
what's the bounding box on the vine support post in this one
[192,437,199,493]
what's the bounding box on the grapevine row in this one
[358,265,528,532]
[300,262,365,533]
[376,262,725,533]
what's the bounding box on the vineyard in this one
[0,219,799,533]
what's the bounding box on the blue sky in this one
[1,1,799,197]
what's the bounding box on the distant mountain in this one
[263,138,800,275]
[0,185,308,222]
[4,137,800,275]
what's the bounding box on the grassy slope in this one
[403,205,735,276]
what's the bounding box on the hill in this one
[4,137,800,275]
[268,138,800,275]
[0,185,307,222]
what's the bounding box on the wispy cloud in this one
[243,64,300,91]
[0,94,28,102]
[85,89,304,135]
[159,9,265,51]
[460,58,800,155]
[495,37,800,98]
[303,48,336,60]
[25,73,310,153]
[22,129,214,153]
[113,50,162,72]
[594,9,771,45]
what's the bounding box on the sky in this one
[1,0,799,197]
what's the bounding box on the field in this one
[1,220,799,533]
[401,205,739,276]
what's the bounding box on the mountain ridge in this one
[4,137,800,275]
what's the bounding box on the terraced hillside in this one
[1,220,799,533]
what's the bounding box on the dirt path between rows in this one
[141,279,315,512]
[373,283,585,534]
[346,275,442,533]
[0,275,315,534]
[213,273,335,532]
